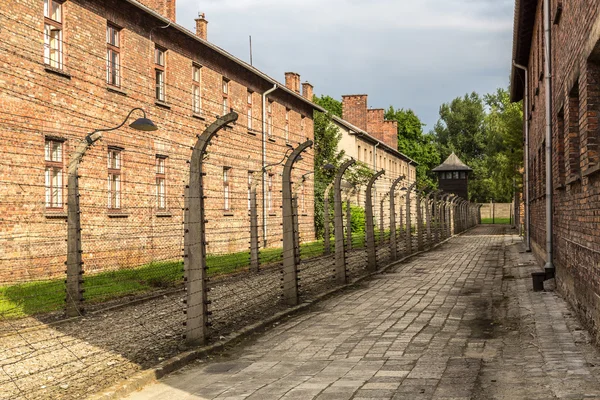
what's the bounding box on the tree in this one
[312,95,345,237]
[384,107,440,188]
[431,89,523,202]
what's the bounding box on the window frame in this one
[44,0,64,70]
[107,147,122,210]
[106,23,121,87]
[222,77,229,115]
[156,155,167,210]
[154,45,166,102]
[192,64,202,114]
[247,90,253,131]
[44,137,64,210]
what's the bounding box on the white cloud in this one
[176,0,514,128]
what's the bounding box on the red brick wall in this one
[137,0,176,21]
[0,0,315,282]
[342,95,368,131]
[524,0,600,340]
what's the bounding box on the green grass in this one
[481,217,512,225]
[0,235,361,319]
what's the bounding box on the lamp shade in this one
[129,117,158,132]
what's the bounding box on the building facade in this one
[333,95,417,220]
[0,0,319,282]
[511,0,600,339]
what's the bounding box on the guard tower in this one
[432,152,472,200]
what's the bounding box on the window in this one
[108,148,122,209]
[192,64,201,114]
[247,90,253,130]
[156,156,166,209]
[268,173,273,211]
[155,46,165,101]
[44,138,63,209]
[301,116,305,136]
[460,172,466,179]
[566,84,581,178]
[453,171,459,179]
[222,78,229,115]
[44,0,63,69]
[556,108,566,186]
[364,148,368,163]
[106,24,120,86]
[247,171,253,210]
[267,101,273,138]
[223,167,231,211]
[285,108,290,143]
[358,145,361,161]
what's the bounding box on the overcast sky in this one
[177,0,514,131]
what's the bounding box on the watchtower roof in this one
[432,152,473,172]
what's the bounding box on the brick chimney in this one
[342,95,368,131]
[284,72,300,93]
[302,82,313,101]
[382,120,398,150]
[195,13,208,40]
[367,108,385,142]
[138,0,176,22]
[366,108,398,149]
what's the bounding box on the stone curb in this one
[87,228,472,400]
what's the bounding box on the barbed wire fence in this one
[0,8,482,398]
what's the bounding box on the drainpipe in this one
[262,84,277,248]
[513,61,531,252]
[543,0,554,272]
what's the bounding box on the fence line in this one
[0,112,481,400]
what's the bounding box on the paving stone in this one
[123,227,600,400]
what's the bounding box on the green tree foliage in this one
[384,107,440,188]
[342,203,366,234]
[432,89,523,202]
[312,95,345,238]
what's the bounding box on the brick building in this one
[334,95,417,216]
[0,0,320,282]
[511,0,600,338]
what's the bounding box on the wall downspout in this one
[513,61,531,252]
[543,0,554,272]
[262,84,277,248]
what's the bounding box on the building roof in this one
[432,153,472,172]
[330,116,418,166]
[509,0,538,102]
[124,1,418,166]
[124,0,324,112]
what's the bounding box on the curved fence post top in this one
[283,139,313,172]
[367,169,386,191]
[391,175,406,193]
[335,159,356,187]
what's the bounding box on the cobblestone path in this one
[124,226,600,400]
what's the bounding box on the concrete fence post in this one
[366,170,385,271]
[346,199,352,250]
[405,182,417,254]
[249,177,260,272]
[292,195,300,265]
[432,191,441,245]
[281,140,313,306]
[389,176,405,261]
[334,159,355,284]
[323,182,334,255]
[380,192,389,245]
[416,191,424,251]
[66,132,102,317]
[185,111,238,345]
[425,193,433,248]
